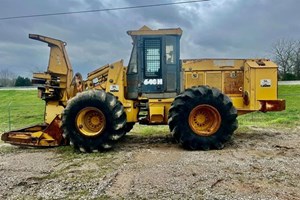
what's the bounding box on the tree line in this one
[273,39,300,80]
[0,69,32,87]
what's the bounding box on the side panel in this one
[255,68,278,100]
[181,59,284,114]
[224,71,244,95]
[105,61,139,123]
[45,101,64,124]
[245,61,279,111]
[148,98,173,124]
[206,71,222,90]
[185,72,204,88]
[87,60,139,123]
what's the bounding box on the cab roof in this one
[127,25,182,37]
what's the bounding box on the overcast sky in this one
[0,0,299,78]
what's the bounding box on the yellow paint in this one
[181,58,283,115]
[230,97,245,109]
[149,106,165,123]
[30,34,73,105]
[188,104,221,136]
[148,99,173,124]
[44,101,64,124]
[86,60,139,123]
[75,107,106,137]
[185,72,204,88]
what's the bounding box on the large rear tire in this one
[62,90,126,152]
[168,86,238,150]
[124,122,135,133]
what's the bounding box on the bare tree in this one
[273,39,295,80]
[293,41,300,79]
[0,68,16,87]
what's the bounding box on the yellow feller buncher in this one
[1,26,285,152]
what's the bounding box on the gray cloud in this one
[189,0,300,58]
[0,0,299,77]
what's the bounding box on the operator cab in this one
[126,26,182,99]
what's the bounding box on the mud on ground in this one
[0,126,299,200]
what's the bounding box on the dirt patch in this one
[0,126,300,199]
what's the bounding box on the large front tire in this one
[62,90,126,152]
[168,86,238,150]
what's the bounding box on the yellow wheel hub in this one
[188,104,221,136]
[75,107,106,137]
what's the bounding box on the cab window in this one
[128,44,138,74]
[144,38,161,78]
[166,37,176,64]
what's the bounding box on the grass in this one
[238,85,300,128]
[0,85,299,135]
[132,124,169,136]
[0,90,44,132]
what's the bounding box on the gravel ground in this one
[0,126,300,200]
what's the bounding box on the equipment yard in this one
[0,125,300,199]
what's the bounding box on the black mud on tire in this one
[62,90,126,152]
[168,86,238,150]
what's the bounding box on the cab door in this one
[141,38,164,93]
[163,36,179,93]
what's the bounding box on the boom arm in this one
[30,34,73,105]
[1,34,75,147]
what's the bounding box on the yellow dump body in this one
[182,58,285,115]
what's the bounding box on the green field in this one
[0,85,299,134]
[0,90,45,132]
[238,85,300,128]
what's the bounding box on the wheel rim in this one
[188,104,221,136]
[75,107,106,137]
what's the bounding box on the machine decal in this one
[260,79,271,87]
[143,79,163,85]
[110,85,120,92]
